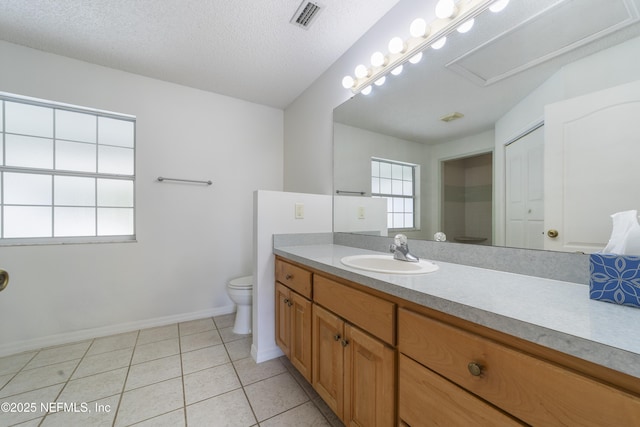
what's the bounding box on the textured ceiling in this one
[0,0,400,108]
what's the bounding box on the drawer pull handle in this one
[333,334,341,341]
[467,362,483,377]
[285,274,293,280]
[341,339,350,347]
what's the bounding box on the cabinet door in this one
[344,324,395,427]
[313,304,344,419]
[399,354,524,427]
[275,282,291,358]
[290,291,312,382]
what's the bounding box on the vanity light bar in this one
[344,0,503,95]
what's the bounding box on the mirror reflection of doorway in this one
[441,153,493,245]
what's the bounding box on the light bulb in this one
[435,0,456,19]
[489,0,509,13]
[370,51,386,67]
[354,64,369,79]
[374,76,386,86]
[409,52,423,64]
[409,18,428,38]
[388,36,405,54]
[432,36,447,50]
[391,65,403,76]
[457,18,474,33]
[361,86,372,95]
[342,75,355,89]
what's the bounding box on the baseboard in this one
[252,342,284,363]
[0,304,235,357]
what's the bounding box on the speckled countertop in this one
[274,244,640,379]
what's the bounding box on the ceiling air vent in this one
[291,1,322,29]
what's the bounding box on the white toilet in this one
[227,275,253,334]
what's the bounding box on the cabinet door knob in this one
[341,339,350,347]
[285,274,293,280]
[333,334,341,341]
[283,298,290,305]
[467,362,483,377]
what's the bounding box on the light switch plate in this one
[357,206,366,219]
[295,203,304,219]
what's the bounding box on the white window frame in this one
[371,157,418,231]
[0,92,136,245]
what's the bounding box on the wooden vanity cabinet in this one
[275,255,640,427]
[275,259,313,382]
[275,258,395,426]
[313,303,395,427]
[398,307,640,427]
[313,275,395,427]
[275,282,312,381]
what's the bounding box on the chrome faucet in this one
[389,234,419,262]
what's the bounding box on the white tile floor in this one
[0,315,343,427]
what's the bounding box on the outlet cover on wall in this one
[357,206,366,219]
[295,203,305,219]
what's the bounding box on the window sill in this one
[0,236,137,247]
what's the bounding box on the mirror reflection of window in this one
[371,158,417,230]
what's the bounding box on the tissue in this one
[602,210,640,256]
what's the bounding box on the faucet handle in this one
[389,243,397,253]
[394,234,408,246]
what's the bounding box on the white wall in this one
[334,196,388,236]
[252,190,332,362]
[0,41,284,356]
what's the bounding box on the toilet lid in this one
[229,275,253,289]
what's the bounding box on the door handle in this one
[0,269,9,292]
[547,229,559,238]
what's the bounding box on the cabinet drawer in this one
[314,275,395,345]
[399,308,640,427]
[275,259,312,299]
[399,354,523,426]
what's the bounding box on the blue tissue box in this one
[589,254,640,308]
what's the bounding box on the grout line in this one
[44,337,96,423]
[222,330,260,425]
[110,329,140,427]
[179,318,189,427]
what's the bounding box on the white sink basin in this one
[341,254,439,275]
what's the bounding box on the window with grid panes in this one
[371,158,416,230]
[0,93,135,243]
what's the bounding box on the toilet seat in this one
[228,275,253,290]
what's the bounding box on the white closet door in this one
[505,126,544,250]
[544,79,640,253]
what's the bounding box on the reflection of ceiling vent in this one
[291,1,322,29]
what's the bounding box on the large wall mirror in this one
[333,0,640,254]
